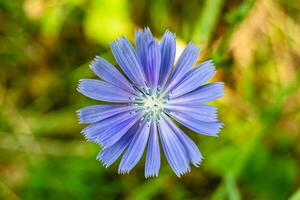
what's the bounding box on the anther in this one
[129,97,136,101]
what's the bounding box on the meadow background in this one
[0,0,300,199]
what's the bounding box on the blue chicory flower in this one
[77,28,224,177]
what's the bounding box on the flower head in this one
[77,28,224,177]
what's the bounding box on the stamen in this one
[132,86,167,120]
[129,97,136,101]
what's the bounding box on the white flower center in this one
[131,86,168,119]
[142,95,165,115]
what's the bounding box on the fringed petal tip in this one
[164,29,175,36]
[110,36,125,44]
[209,123,223,138]
[135,26,152,34]
[76,79,89,96]
[89,56,100,74]
[216,121,224,136]
[187,41,201,52]
[96,156,111,168]
[75,109,83,124]
[145,172,159,179]
[76,80,83,93]
[118,169,131,175]
[89,55,100,68]
[81,131,97,143]
[175,167,191,178]
[192,160,203,168]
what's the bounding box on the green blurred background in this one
[0,0,300,199]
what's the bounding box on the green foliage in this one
[0,0,300,199]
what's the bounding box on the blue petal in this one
[77,79,136,102]
[169,82,224,105]
[145,120,160,178]
[82,112,138,142]
[77,104,133,124]
[168,112,223,136]
[135,27,153,79]
[90,56,134,92]
[164,116,203,167]
[111,37,146,86]
[169,60,215,98]
[97,123,138,167]
[159,30,176,88]
[147,40,161,88]
[157,114,190,177]
[164,42,200,94]
[119,121,151,174]
[165,104,218,122]
[96,112,142,148]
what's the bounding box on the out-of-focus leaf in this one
[205,146,239,175]
[241,147,297,200]
[192,0,226,47]
[289,188,300,200]
[40,4,69,38]
[225,172,241,200]
[83,0,132,45]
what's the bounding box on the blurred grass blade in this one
[211,69,300,200]
[192,0,226,47]
[0,180,20,200]
[212,0,256,65]
[289,188,300,200]
[225,172,241,200]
